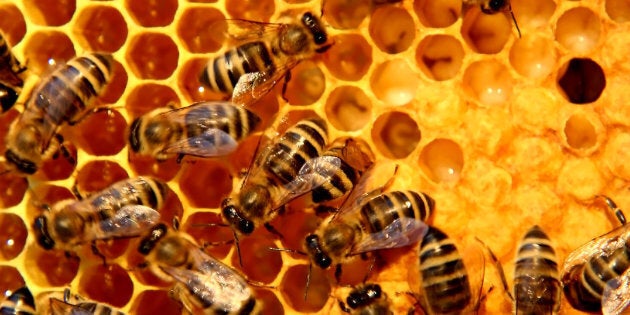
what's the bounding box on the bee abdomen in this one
[361,191,434,233]
[90,177,167,219]
[186,102,260,141]
[311,157,357,203]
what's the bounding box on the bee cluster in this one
[0,0,629,314]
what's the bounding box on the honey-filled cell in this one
[416,34,464,81]
[369,6,416,54]
[226,0,275,21]
[126,32,179,80]
[606,0,630,22]
[27,245,80,287]
[322,0,371,29]
[230,236,282,284]
[34,142,77,182]
[255,289,285,315]
[22,31,75,75]
[413,0,460,28]
[462,59,514,107]
[177,7,226,53]
[0,174,28,209]
[555,7,601,54]
[274,211,320,253]
[0,265,25,295]
[0,213,27,260]
[370,59,419,106]
[284,61,326,106]
[73,5,127,53]
[70,109,127,156]
[509,35,557,80]
[182,212,233,259]
[178,160,232,208]
[0,3,26,45]
[125,84,180,118]
[125,0,177,27]
[419,138,464,185]
[78,263,134,308]
[281,264,331,313]
[23,0,75,26]
[26,185,74,220]
[73,160,129,198]
[127,152,182,182]
[325,85,372,132]
[91,238,131,261]
[130,290,182,315]
[371,111,421,159]
[461,8,512,54]
[100,59,128,104]
[323,34,372,81]
[557,58,606,105]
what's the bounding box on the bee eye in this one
[488,0,504,12]
[0,83,18,112]
[33,216,55,250]
[128,118,142,152]
[315,253,332,269]
[239,219,254,234]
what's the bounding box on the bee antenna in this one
[267,247,306,255]
[190,222,230,228]
[596,195,626,226]
[509,5,522,38]
[304,263,313,301]
[172,217,180,231]
[246,280,277,290]
[362,256,377,284]
[234,231,244,268]
[474,237,513,301]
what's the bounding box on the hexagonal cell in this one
[413,0,460,28]
[284,61,326,106]
[26,185,74,220]
[562,113,599,153]
[274,211,320,252]
[178,160,232,208]
[604,131,630,181]
[509,35,557,80]
[502,136,562,181]
[462,59,514,107]
[371,111,421,159]
[511,0,556,30]
[126,33,179,80]
[0,265,25,295]
[177,7,226,53]
[370,59,419,106]
[159,185,184,228]
[70,109,127,156]
[416,34,464,81]
[125,84,180,119]
[225,134,263,176]
[91,238,131,261]
[369,6,415,54]
[322,0,371,29]
[419,138,464,184]
[125,0,177,27]
[34,142,77,182]
[23,0,75,26]
[324,85,372,132]
[230,236,282,284]
[22,31,75,75]
[0,213,27,260]
[0,173,27,209]
[557,58,606,104]
[557,158,604,201]
[323,34,372,81]
[226,0,274,21]
[459,159,512,207]
[555,7,600,54]
[255,289,284,315]
[100,59,128,104]
[461,8,512,54]
[606,0,630,22]
[73,160,129,198]
[0,3,27,45]
[179,58,227,103]
[79,263,134,308]
[27,245,80,286]
[128,152,182,182]
[182,212,233,259]
[129,290,182,315]
[73,5,127,53]
[281,264,331,312]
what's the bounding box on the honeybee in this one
[0,287,36,315]
[137,223,261,315]
[3,53,113,175]
[199,12,331,105]
[33,176,166,255]
[128,101,262,162]
[462,0,521,37]
[339,284,392,315]
[38,289,125,315]
[562,196,630,313]
[0,32,26,112]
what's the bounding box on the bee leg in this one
[264,222,284,239]
[64,251,81,263]
[338,299,351,313]
[176,153,185,164]
[201,239,235,248]
[334,264,343,283]
[396,291,425,315]
[67,107,112,126]
[281,70,292,103]
[71,181,85,200]
[91,241,108,266]
[475,237,513,301]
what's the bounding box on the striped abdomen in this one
[514,225,561,315]
[81,177,168,219]
[0,287,36,315]
[199,41,274,95]
[185,102,261,143]
[264,117,328,184]
[563,244,630,312]
[361,191,434,233]
[311,140,366,203]
[419,226,472,315]
[71,302,125,315]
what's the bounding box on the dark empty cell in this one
[557,58,606,104]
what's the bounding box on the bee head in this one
[305,234,332,269]
[0,83,18,113]
[347,284,382,309]
[221,198,255,235]
[138,223,168,255]
[482,0,506,14]
[302,12,328,46]
[33,215,55,250]
[128,117,143,153]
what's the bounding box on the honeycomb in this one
[0,0,629,314]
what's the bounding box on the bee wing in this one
[223,19,287,43]
[338,138,375,174]
[50,298,88,315]
[231,58,300,107]
[350,217,429,254]
[603,269,630,315]
[162,128,239,157]
[89,205,160,239]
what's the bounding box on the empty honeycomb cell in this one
[281,264,331,312]
[324,85,372,131]
[322,34,372,81]
[511,0,556,30]
[415,34,464,81]
[72,5,127,53]
[460,159,512,207]
[73,160,128,198]
[0,213,27,260]
[23,0,75,26]
[178,160,232,208]
[557,57,606,104]
[0,3,26,45]
[179,58,226,102]
[413,0,460,28]
[555,7,601,54]
[126,33,179,80]
[125,84,180,118]
[177,7,226,53]
[462,59,514,107]
[606,0,630,22]
[368,6,415,54]
[557,157,604,201]
[0,174,27,209]
[230,236,282,284]
[322,0,371,29]
[22,31,75,75]
[99,59,128,104]
[0,265,24,296]
[226,0,275,21]
[127,152,182,182]
[603,131,630,180]
[562,113,599,153]
[70,109,127,156]
[502,136,563,181]
[510,86,560,133]
[255,289,284,315]
[35,142,77,182]
[274,211,320,252]
[509,35,557,80]
[419,138,464,184]
[125,0,177,27]
[130,290,182,315]
[371,111,421,159]
[79,263,134,308]
[461,9,512,54]
[28,246,80,286]
[284,61,326,105]
[183,213,232,259]
[370,59,419,106]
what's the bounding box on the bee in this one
[221,116,340,238]
[0,287,36,315]
[3,53,113,175]
[462,0,521,37]
[339,283,392,315]
[38,289,125,315]
[128,101,262,162]
[562,196,630,313]
[33,176,166,255]
[199,12,331,105]
[137,223,260,315]
[0,32,26,113]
